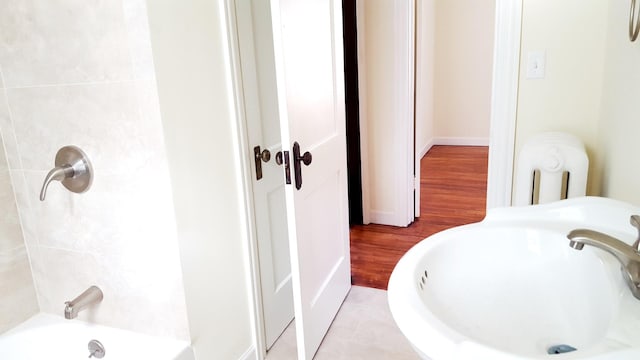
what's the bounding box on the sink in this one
[388,197,640,360]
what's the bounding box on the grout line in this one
[0,243,29,256]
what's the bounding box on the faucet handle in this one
[630,215,640,250]
[39,146,93,201]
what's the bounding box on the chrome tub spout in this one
[64,286,103,319]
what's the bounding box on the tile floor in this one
[266,286,419,359]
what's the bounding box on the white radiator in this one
[514,132,589,206]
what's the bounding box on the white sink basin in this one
[388,197,640,360]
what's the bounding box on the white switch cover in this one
[526,51,546,79]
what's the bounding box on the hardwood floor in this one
[350,145,489,289]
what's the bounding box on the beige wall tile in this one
[7,83,162,172]
[0,246,38,333]
[0,170,24,252]
[123,0,156,81]
[0,94,8,171]
[9,170,39,249]
[0,89,34,331]
[0,0,133,87]
[0,90,21,170]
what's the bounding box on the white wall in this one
[415,0,435,157]
[146,0,254,358]
[0,0,190,340]
[433,0,494,144]
[599,1,640,204]
[516,0,609,196]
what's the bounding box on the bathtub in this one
[0,313,194,360]
[388,197,640,360]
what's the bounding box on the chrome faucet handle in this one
[630,215,640,251]
[40,165,74,201]
[39,146,93,201]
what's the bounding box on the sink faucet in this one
[64,286,103,319]
[567,215,640,300]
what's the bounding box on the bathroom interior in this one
[1,0,640,359]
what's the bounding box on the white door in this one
[235,0,294,349]
[270,0,351,358]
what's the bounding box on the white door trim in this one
[356,0,371,225]
[401,0,417,224]
[391,0,417,225]
[223,0,267,359]
[486,0,523,209]
[357,1,416,227]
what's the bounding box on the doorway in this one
[344,1,495,288]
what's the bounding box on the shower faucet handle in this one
[630,215,640,251]
[39,146,93,201]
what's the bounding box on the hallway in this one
[350,145,489,289]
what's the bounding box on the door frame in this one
[224,0,523,358]
[223,0,268,358]
[356,0,416,227]
[486,0,522,210]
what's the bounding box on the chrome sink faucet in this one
[64,286,103,319]
[567,215,640,300]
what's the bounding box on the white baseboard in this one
[433,137,490,146]
[369,210,411,227]
[239,346,257,360]
[419,139,434,158]
[418,137,489,159]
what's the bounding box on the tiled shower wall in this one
[0,88,38,333]
[0,0,190,340]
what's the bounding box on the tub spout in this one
[64,286,103,319]
[567,223,640,300]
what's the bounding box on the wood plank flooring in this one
[350,145,489,289]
